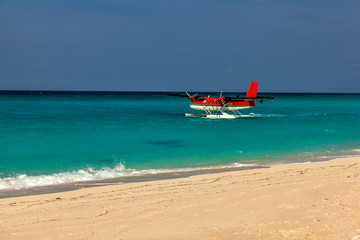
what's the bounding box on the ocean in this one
[1,92,360,191]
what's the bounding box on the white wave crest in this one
[0,162,255,190]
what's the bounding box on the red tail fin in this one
[245,81,258,98]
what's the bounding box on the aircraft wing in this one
[224,96,274,102]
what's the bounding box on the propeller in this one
[167,92,199,100]
[186,92,199,100]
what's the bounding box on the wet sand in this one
[1,156,360,240]
[0,165,266,199]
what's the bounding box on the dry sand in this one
[1,157,360,240]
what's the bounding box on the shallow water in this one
[1,92,360,190]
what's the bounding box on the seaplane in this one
[168,81,274,119]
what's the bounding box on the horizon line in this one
[0,90,359,95]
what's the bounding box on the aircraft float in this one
[168,81,274,119]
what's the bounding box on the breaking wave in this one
[0,162,255,191]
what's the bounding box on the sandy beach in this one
[1,156,360,240]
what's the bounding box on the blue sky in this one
[0,0,359,92]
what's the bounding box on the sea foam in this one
[0,162,255,190]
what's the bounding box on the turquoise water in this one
[1,92,360,189]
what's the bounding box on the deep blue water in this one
[1,92,360,189]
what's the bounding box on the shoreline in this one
[1,156,360,239]
[0,165,266,199]
[1,152,359,199]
